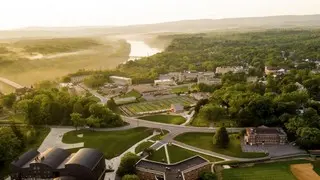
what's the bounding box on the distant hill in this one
[1,14,320,39]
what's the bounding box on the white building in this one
[154,79,175,86]
[109,76,132,86]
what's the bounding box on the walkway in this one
[0,77,24,89]
[38,127,84,152]
[104,131,160,180]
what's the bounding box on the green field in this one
[222,160,310,180]
[175,133,267,158]
[120,90,141,98]
[62,127,153,159]
[120,96,196,116]
[139,114,186,125]
[135,141,154,153]
[167,145,223,163]
[147,147,167,163]
[171,86,189,93]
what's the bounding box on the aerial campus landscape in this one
[2,1,320,180]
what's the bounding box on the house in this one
[136,156,211,180]
[244,125,287,145]
[109,76,132,86]
[154,79,176,86]
[215,66,245,74]
[171,103,184,113]
[10,148,106,180]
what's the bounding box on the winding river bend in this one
[126,40,161,61]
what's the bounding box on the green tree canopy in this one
[121,174,140,180]
[213,127,229,148]
[117,152,140,177]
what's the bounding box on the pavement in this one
[38,127,84,152]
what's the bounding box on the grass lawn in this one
[150,130,169,141]
[171,86,189,93]
[174,132,267,158]
[223,160,310,180]
[0,127,50,178]
[120,90,141,98]
[191,115,236,127]
[147,147,167,163]
[135,141,154,154]
[62,127,153,159]
[139,114,186,125]
[167,145,223,163]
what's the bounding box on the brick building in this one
[136,156,211,180]
[244,125,287,145]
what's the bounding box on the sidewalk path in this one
[38,127,84,152]
[104,131,160,180]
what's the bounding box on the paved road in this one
[78,84,109,104]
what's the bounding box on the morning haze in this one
[1,1,320,180]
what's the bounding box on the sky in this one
[1,0,320,30]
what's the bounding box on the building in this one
[179,72,199,82]
[244,125,287,145]
[215,66,245,74]
[109,76,132,86]
[197,72,221,85]
[136,156,211,180]
[10,148,106,180]
[264,66,288,75]
[171,103,184,113]
[154,79,176,86]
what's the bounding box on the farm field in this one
[119,96,196,116]
[139,114,186,125]
[0,37,130,89]
[222,160,310,180]
[62,127,153,159]
[175,132,267,158]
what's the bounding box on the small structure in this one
[110,76,132,86]
[244,125,287,145]
[264,66,288,75]
[10,148,106,180]
[171,103,184,113]
[136,156,210,180]
[154,79,175,86]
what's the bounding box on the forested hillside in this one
[117,29,320,83]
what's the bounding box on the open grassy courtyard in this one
[62,127,153,159]
[120,96,196,116]
[167,145,223,163]
[174,132,267,158]
[222,160,310,180]
[139,114,186,125]
[147,147,167,163]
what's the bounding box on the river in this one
[126,40,161,61]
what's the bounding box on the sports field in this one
[222,160,310,180]
[119,96,196,116]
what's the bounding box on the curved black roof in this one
[39,148,71,168]
[66,148,104,170]
[11,149,39,168]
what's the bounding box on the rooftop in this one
[247,125,286,135]
[66,148,104,170]
[136,156,209,180]
[109,76,132,80]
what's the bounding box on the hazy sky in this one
[1,0,320,30]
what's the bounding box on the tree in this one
[107,98,117,112]
[195,98,209,113]
[117,152,140,177]
[0,104,3,114]
[62,76,71,83]
[200,172,217,180]
[296,127,320,149]
[213,127,229,148]
[200,104,225,122]
[70,112,85,130]
[1,93,16,108]
[0,127,23,163]
[121,174,140,180]
[73,101,84,114]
